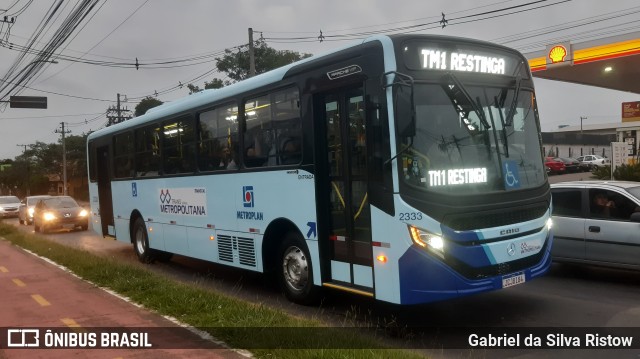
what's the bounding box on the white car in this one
[551,181,640,271]
[18,195,52,225]
[0,195,21,218]
[575,155,610,169]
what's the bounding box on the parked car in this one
[33,196,89,233]
[18,195,51,225]
[550,181,640,270]
[0,195,21,218]
[575,155,610,169]
[545,157,566,174]
[554,157,581,173]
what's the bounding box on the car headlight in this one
[408,225,445,258]
[43,212,56,221]
[79,209,88,217]
[28,207,35,216]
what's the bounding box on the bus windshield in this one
[399,82,546,194]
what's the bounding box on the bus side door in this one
[316,86,374,293]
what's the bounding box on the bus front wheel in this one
[133,218,155,263]
[278,232,320,305]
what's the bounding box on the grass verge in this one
[0,223,424,358]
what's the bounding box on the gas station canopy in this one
[524,31,640,94]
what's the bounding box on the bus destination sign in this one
[402,41,520,76]
[420,49,506,74]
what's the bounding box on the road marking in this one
[31,294,51,307]
[12,278,26,287]
[0,266,8,273]
[60,318,87,333]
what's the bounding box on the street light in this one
[580,116,587,134]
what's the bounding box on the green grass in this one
[0,223,424,358]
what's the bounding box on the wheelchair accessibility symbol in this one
[503,160,521,190]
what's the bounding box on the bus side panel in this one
[370,205,407,304]
[107,170,318,275]
[187,226,218,263]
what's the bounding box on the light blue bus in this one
[87,34,553,305]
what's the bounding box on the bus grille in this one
[217,234,256,267]
[237,237,256,267]
[218,235,233,262]
[443,203,548,231]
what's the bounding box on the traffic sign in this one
[10,96,47,109]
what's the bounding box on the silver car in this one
[0,195,21,218]
[18,195,52,225]
[551,181,640,270]
[575,155,610,169]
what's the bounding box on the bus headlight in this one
[546,218,553,230]
[43,212,56,221]
[409,225,445,258]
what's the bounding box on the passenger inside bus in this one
[280,137,301,165]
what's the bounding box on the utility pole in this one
[580,116,587,134]
[16,144,29,196]
[248,28,256,78]
[55,122,71,195]
[106,93,132,126]
[117,93,122,123]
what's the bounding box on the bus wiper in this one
[384,137,414,166]
[504,62,524,127]
[443,72,490,129]
[494,95,509,157]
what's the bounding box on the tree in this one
[187,78,229,94]
[135,97,163,117]
[188,39,311,92]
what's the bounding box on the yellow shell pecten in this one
[549,46,567,63]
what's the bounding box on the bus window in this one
[135,125,161,177]
[245,87,301,168]
[113,131,134,178]
[198,103,238,171]
[163,116,196,174]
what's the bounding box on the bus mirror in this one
[382,71,416,138]
[395,86,416,138]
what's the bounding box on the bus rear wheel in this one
[278,232,320,305]
[132,218,155,263]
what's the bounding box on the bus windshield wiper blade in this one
[443,72,490,129]
[504,62,524,126]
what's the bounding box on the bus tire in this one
[278,232,320,305]
[132,218,155,263]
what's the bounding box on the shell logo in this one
[548,45,567,64]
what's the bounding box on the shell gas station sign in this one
[622,101,640,123]
[545,42,572,68]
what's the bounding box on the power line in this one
[257,0,571,43]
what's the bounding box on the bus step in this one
[322,282,374,297]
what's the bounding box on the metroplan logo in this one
[243,186,254,208]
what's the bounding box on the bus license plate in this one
[502,273,525,288]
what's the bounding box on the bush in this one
[613,162,640,181]
[592,163,640,181]
[591,165,611,179]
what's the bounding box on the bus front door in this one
[318,87,374,295]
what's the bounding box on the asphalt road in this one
[3,172,639,358]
